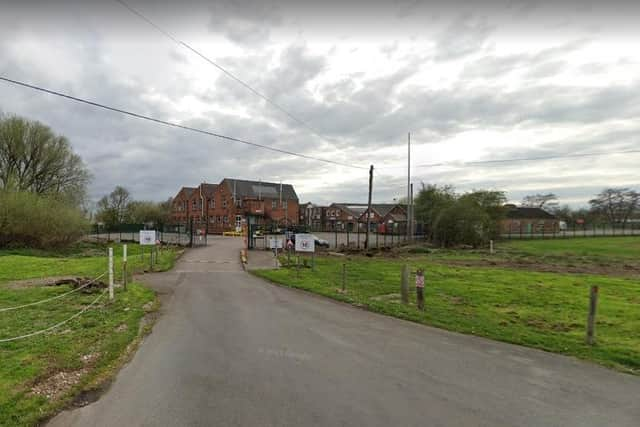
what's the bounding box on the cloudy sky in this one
[1,0,639,208]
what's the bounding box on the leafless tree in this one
[96,186,132,226]
[0,115,90,205]
[521,193,558,210]
[589,188,640,226]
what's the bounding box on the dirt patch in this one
[31,370,88,400]
[3,276,107,291]
[3,276,77,290]
[434,258,640,278]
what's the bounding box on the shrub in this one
[0,191,89,248]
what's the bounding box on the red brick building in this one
[500,205,559,235]
[170,178,299,233]
[325,203,407,232]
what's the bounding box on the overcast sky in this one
[1,0,639,208]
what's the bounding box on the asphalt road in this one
[49,237,640,427]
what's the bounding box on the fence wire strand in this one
[0,288,108,343]
[0,272,108,313]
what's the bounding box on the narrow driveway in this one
[50,237,640,426]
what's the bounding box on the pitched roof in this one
[222,178,298,201]
[506,207,556,219]
[199,183,218,197]
[331,203,404,218]
[180,187,196,198]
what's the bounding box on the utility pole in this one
[407,132,411,240]
[366,165,374,250]
[410,182,414,240]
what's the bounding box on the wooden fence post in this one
[123,244,128,291]
[342,263,346,292]
[586,285,599,345]
[108,247,114,300]
[401,265,409,304]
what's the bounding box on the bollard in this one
[108,247,114,300]
[586,286,599,345]
[416,268,425,310]
[123,244,128,291]
[401,265,409,304]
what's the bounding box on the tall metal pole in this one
[410,182,414,241]
[407,132,411,240]
[366,165,374,250]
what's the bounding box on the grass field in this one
[253,238,640,374]
[501,236,640,260]
[0,242,178,426]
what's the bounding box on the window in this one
[192,200,197,208]
[272,200,277,209]
[282,200,288,209]
[222,199,227,208]
[235,198,242,207]
[223,215,229,224]
[217,216,221,223]
[209,199,215,209]
[209,216,215,223]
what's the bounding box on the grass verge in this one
[0,242,178,426]
[253,253,640,375]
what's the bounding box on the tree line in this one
[0,115,90,248]
[413,186,640,247]
[95,185,172,228]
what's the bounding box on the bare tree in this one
[521,193,558,210]
[589,188,640,226]
[96,186,132,227]
[0,115,90,205]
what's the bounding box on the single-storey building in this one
[500,205,559,235]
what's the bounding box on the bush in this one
[0,191,89,248]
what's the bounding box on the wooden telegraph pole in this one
[366,165,374,249]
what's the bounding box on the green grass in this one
[253,254,640,374]
[500,236,640,260]
[0,242,178,426]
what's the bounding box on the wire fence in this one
[502,223,640,240]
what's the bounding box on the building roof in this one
[222,178,299,201]
[180,187,197,198]
[387,213,407,222]
[506,206,556,219]
[331,203,405,218]
[199,183,218,198]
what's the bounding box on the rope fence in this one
[0,272,107,313]
[0,287,108,343]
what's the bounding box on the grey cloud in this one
[208,0,283,45]
[433,14,494,61]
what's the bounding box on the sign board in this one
[139,230,156,246]
[269,237,284,249]
[295,234,315,253]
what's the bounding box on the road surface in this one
[49,237,640,426]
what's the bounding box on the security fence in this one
[502,222,640,239]
[87,222,204,246]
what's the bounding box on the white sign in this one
[269,237,284,249]
[139,230,156,246]
[295,234,315,253]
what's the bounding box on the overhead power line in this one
[0,76,365,169]
[378,149,640,170]
[114,0,340,146]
